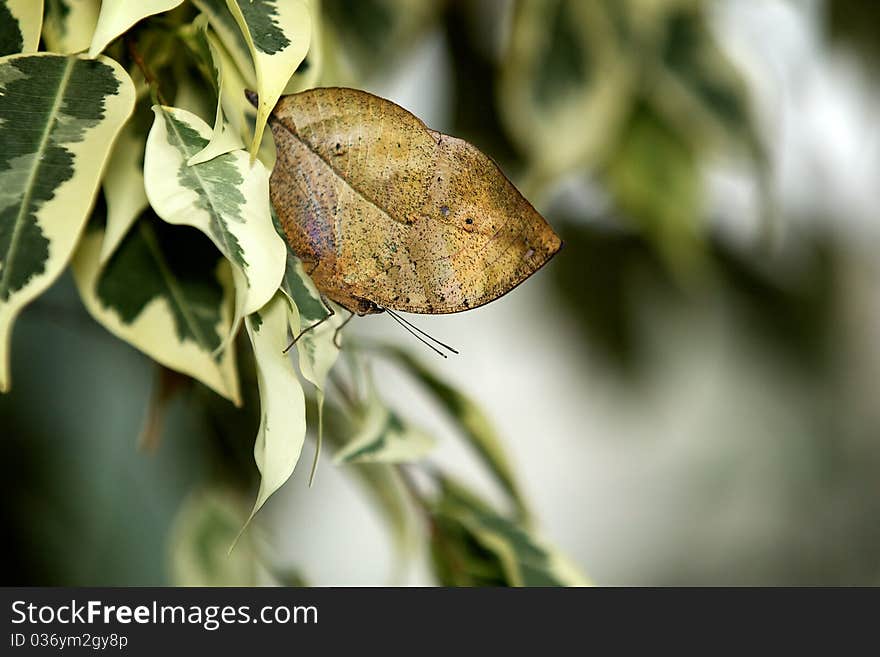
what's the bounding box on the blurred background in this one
[3,0,880,585]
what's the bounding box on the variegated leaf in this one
[42,0,100,54]
[88,0,184,58]
[381,346,529,518]
[0,52,134,392]
[334,384,434,464]
[143,105,286,348]
[651,3,758,154]
[169,486,258,586]
[243,293,307,526]
[321,398,416,576]
[282,0,321,94]
[193,0,254,76]
[280,251,341,390]
[224,0,311,158]
[279,250,343,480]
[100,100,152,263]
[73,211,242,405]
[180,15,244,165]
[0,0,43,56]
[321,0,437,84]
[433,478,589,587]
[498,0,633,182]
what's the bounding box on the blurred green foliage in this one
[3,0,880,586]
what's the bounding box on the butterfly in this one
[258,87,561,339]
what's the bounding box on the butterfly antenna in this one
[385,311,449,358]
[384,308,459,356]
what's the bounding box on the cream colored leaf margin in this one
[241,293,307,532]
[224,0,311,158]
[438,480,590,587]
[498,0,633,186]
[381,346,529,519]
[0,53,134,392]
[72,223,241,405]
[100,115,148,262]
[42,0,100,54]
[279,252,343,481]
[183,15,244,166]
[192,0,255,87]
[143,105,286,349]
[1,0,44,55]
[88,0,184,58]
[334,388,435,464]
[170,487,258,586]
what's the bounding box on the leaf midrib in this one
[0,56,74,299]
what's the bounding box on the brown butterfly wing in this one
[268,87,561,315]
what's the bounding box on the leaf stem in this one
[126,36,169,107]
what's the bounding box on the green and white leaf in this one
[180,15,244,165]
[0,52,134,392]
[206,28,253,145]
[88,0,184,58]
[100,102,151,263]
[498,0,633,183]
[42,0,100,54]
[192,0,255,87]
[242,293,307,528]
[73,213,242,405]
[143,105,286,349]
[169,486,259,586]
[282,0,321,94]
[320,0,438,84]
[651,3,757,154]
[279,251,342,480]
[321,398,416,577]
[334,384,435,464]
[434,478,590,587]
[280,251,341,389]
[381,346,529,518]
[224,0,311,158]
[0,0,44,56]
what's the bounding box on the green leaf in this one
[88,0,184,58]
[169,486,258,586]
[379,346,529,518]
[334,383,435,465]
[224,0,311,158]
[242,292,307,527]
[73,210,242,405]
[42,0,100,54]
[498,0,633,181]
[180,14,244,165]
[143,105,286,348]
[432,478,589,587]
[0,0,43,56]
[0,52,135,392]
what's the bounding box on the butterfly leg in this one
[333,311,355,349]
[283,301,336,354]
